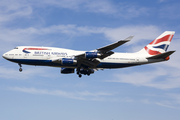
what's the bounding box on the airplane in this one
[2,31,175,78]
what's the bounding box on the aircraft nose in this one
[2,53,5,58]
[2,53,7,59]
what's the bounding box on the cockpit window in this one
[14,47,18,49]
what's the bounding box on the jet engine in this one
[61,58,77,65]
[61,68,74,74]
[85,52,101,58]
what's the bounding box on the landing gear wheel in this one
[18,63,22,72]
[19,68,22,72]
[79,74,82,78]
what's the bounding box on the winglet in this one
[124,36,134,41]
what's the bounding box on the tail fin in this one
[138,31,175,56]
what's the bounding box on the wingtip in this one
[171,50,176,54]
[125,36,134,41]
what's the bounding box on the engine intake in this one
[61,58,77,65]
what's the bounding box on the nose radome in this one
[2,53,6,59]
[2,52,8,59]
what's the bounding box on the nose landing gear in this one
[18,63,23,72]
[19,68,22,72]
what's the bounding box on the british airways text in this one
[34,51,67,55]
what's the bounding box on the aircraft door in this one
[136,57,139,62]
[24,53,29,58]
[47,54,51,59]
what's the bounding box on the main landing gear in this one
[18,63,23,72]
[77,68,82,78]
[76,68,94,78]
[78,74,82,78]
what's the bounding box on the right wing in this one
[73,36,133,68]
[75,36,134,60]
[97,36,134,52]
[52,36,133,68]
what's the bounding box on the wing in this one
[74,36,133,67]
[75,36,133,60]
[97,36,134,52]
[52,36,133,68]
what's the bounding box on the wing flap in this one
[79,59,100,67]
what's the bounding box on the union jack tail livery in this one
[138,31,175,57]
[144,31,175,55]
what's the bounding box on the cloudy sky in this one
[1,0,180,120]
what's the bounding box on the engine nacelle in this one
[61,58,77,65]
[61,68,74,74]
[85,52,100,58]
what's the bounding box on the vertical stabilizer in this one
[138,31,175,56]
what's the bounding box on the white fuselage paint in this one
[2,46,164,69]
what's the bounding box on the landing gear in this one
[77,68,82,78]
[19,68,22,72]
[76,68,81,78]
[78,74,82,78]
[18,63,22,72]
[76,68,94,78]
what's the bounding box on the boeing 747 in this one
[2,31,175,78]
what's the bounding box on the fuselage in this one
[2,46,163,69]
[2,31,175,77]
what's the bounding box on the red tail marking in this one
[165,56,170,61]
[144,46,161,55]
[149,35,173,45]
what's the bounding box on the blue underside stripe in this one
[7,59,139,68]
[97,62,138,68]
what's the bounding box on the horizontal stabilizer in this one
[147,51,175,59]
